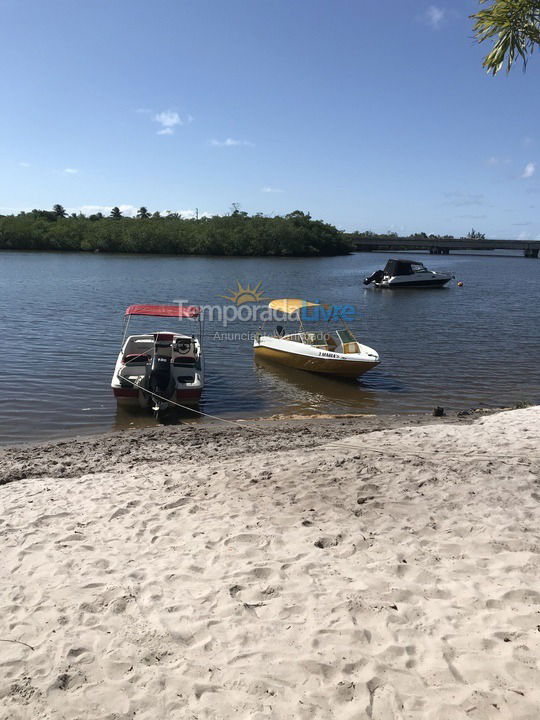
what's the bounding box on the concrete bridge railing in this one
[349,237,539,258]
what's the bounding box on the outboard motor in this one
[363,269,385,286]
[142,355,175,413]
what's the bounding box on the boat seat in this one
[336,330,359,354]
[325,334,338,349]
[173,357,196,367]
[123,353,150,364]
[123,340,152,355]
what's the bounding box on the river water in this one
[0,250,538,443]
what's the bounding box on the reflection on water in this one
[0,249,539,443]
[112,403,202,432]
[253,356,379,414]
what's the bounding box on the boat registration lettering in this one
[319,351,339,358]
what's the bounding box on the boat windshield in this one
[337,328,355,344]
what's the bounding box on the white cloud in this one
[443,191,485,207]
[63,168,79,174]
[2,203,213,219]
[426,5,445,29]
[521,162,536,179]
[210,138,254,147]
[517,230,530,240]
[116,204,137,216]
[261,186,282,193]
[523,136,534,147]
[0,206,22,213]
[487,155,512,166]
[74,205,109,214]
[19,162,30,168]
[173,209,211,219]
[0,204,216,219]
[64,205,211,219]
[69,204,138,217]
[154,110,182,135]
[110,204,137,216]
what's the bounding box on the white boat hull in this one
[375,271,452,288]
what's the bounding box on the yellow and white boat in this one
[253,299,380,378]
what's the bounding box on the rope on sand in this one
[117,364,540,463]
[0,638,34,651]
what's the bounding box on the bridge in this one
[349,236,540,258]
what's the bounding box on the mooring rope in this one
[117,364,267,431]
[115,369,539,466]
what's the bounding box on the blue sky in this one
[1,0,538,238]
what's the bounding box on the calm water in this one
[0,250,539,443]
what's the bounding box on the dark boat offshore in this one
[364,259,454,288]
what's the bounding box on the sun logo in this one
[219,280,269,305]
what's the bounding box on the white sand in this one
[1,408,540,719]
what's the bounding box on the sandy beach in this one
[1,407,539,719]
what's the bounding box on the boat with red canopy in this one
[111,304,204,415]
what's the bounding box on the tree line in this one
[0,207,351,257]
[0,205,489,256]
[348,229,486,241]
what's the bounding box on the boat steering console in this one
[174,337,193,354]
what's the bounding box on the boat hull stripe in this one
[254,346,378,377]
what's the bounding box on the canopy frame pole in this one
[121,314,132,346]
[335,308,359,345]
[340,311,358,341]
[296,311,308,343]
[198,313,205,376]
[121,305,202,346]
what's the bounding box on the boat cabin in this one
[384,259,428,277]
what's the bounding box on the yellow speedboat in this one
[253,299,380,378]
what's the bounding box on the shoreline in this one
[0,402,524,454]
[1,406,539,719]
[0,401,536,450]
[0,405,513,451]
[0,407,507,485]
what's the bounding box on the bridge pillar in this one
[524,248,539,258]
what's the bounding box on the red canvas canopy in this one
[125,304,200,318]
